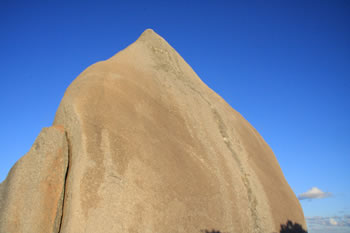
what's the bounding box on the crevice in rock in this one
[57,130,71,233]
[211,108,260,233]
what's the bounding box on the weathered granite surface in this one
[0,126,68,233]
[0,29,306,233]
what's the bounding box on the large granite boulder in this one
[0,29,306,233]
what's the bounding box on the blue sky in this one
[1,1,349,232]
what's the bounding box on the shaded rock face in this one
[0,29,306,233]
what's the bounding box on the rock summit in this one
[0,29,306,233]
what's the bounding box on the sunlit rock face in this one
[0,126,68,233]
[0,29,306,233]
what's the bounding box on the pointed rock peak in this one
[137,28,164,42]
[120,28,191,79]
[135,28,174,53]
[109,28,189,80]
[139,28,158,38]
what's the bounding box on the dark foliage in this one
[200,230,221,233]
[201,220,307,233]
[279,220,308,233]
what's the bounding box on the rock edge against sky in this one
[0,29,306,233]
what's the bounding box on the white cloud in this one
[298,187,332,200]
[329,218,338,226]
[307,215,350,228]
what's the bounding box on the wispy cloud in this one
[306,215,350,233]
[298,187,332,200]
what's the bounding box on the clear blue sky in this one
[1,1,349,232]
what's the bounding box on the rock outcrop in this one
[0,29,306,233]
[0,126,68,233]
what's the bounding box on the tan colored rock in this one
[0,126,68,233]
[0,29,306,233]
[51,29,306,233]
